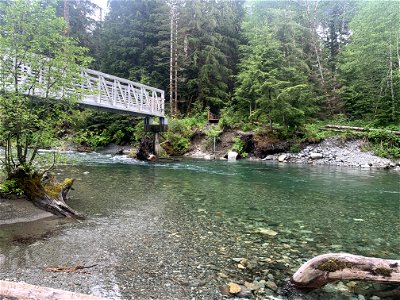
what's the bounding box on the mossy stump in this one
[9,169,80,218]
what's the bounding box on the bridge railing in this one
[0,56,165,118]
[81,69,165,117]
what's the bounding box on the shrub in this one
[0,179,24,196]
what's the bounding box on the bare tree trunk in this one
[388,42,395,122]
[169,0,178,117]
[10,170,81,218]
[63,0,70,36]
[169,1,174,116]
[292,253,400,289]
[305,0,325,88]
[305,0,339,116]
[174,8,179,116]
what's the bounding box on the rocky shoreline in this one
[187,136,400,171]
[262,137,399,170]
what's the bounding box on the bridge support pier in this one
[154,132,161,156]
[144,117,168,157]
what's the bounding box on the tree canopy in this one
[0,0,89,177]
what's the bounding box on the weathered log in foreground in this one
[291,253,400,289]
[0,280,106,300]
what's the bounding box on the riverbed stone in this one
[310,152,323,159]
[278,154,288,162]
[228,151,238,161]
[237,286,252,298]
[244,281,257,290]
[265,280,278,291]
[256,228,278,236]
[228,282,241,294]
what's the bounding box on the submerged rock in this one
[256,228,278,236]
[228,282,241,294]
[266,280,278,291]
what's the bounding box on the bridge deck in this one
[80,69,165,117]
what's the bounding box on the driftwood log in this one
[0,280,106,300]
[291,253,400,289]
[323,125,400,136]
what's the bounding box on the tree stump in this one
[11,170,81,218]
[291,253,400,289]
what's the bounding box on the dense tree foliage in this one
[176,0,244,115]
[339,1,400,126]
[234,1,316,129]
[92,0,169,86]
[0,0,89,215]
[0,0,89,178]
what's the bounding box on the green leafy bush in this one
[364,130,400,159]
[232,136,248,157]
[0,179,24,196]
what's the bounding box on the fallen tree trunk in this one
[324,125,400,136]
[291,253,400,289]
[0,280,106,300]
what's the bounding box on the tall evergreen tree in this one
[177,0,244,115]
[339,1,400,125]
[308,0,355,116]
[93,0,169,87]
[234,1,316,129]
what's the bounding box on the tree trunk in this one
[11,170,81,218]
[291,253,400,289]
[323,124,400,136]
[136,136,154,161]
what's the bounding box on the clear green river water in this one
[0,154,399,299]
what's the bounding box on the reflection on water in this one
[0,154,399,299]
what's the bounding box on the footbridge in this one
[80,69,168,132]
[4,62,168,132]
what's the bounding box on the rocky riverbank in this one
[262,137,399,170]
[186,133,399,170]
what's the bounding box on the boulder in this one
[228,151,238,161]
[310,152,323,159]
[278,154,288,162]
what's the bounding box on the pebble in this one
[266,280,278,291]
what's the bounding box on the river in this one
[0,154,399,299]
